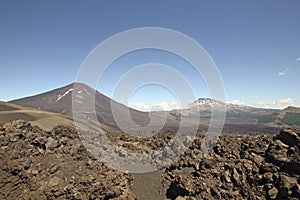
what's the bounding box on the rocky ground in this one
[0,120,299,199]
[0,120,134,199]
[163,130,300,199]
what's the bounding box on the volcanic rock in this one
[0,121,135,199]
[1,121,300,199]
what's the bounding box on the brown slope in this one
[9,82,151,130]
[265,106,300,129]
[0,101,75,131]
[0,101,120,133]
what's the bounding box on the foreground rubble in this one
[163,129,300,199]
[0,120,134,199]
[0,120,299,199]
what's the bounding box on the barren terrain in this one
[0,119,299,199]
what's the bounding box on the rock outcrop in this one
[1,120,299,199]
[163,129,300,199]
[0,120,135,199]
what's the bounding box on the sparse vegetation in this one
[282,112,300,127]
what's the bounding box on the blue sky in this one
[1,0,300,110]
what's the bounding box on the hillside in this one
[0,101,120,134]
[0,101,75,131]
[9,83,154,129]
[260,106,300,129]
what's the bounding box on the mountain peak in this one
[188,98,225,107]
[9,82,151,128]
[66,82,94,90]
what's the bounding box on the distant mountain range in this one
[189,98,276,114]
[9,82,300,130]
[172,97,300,128]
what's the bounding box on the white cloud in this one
[251,94,260,99]
[227,99,246,106]
[129,101,183,112]
[254,98,300,109]
[296,57,300,62]
[278,68,290,76]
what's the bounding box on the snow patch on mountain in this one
[56,89,73,102]
[188,98,226,107]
